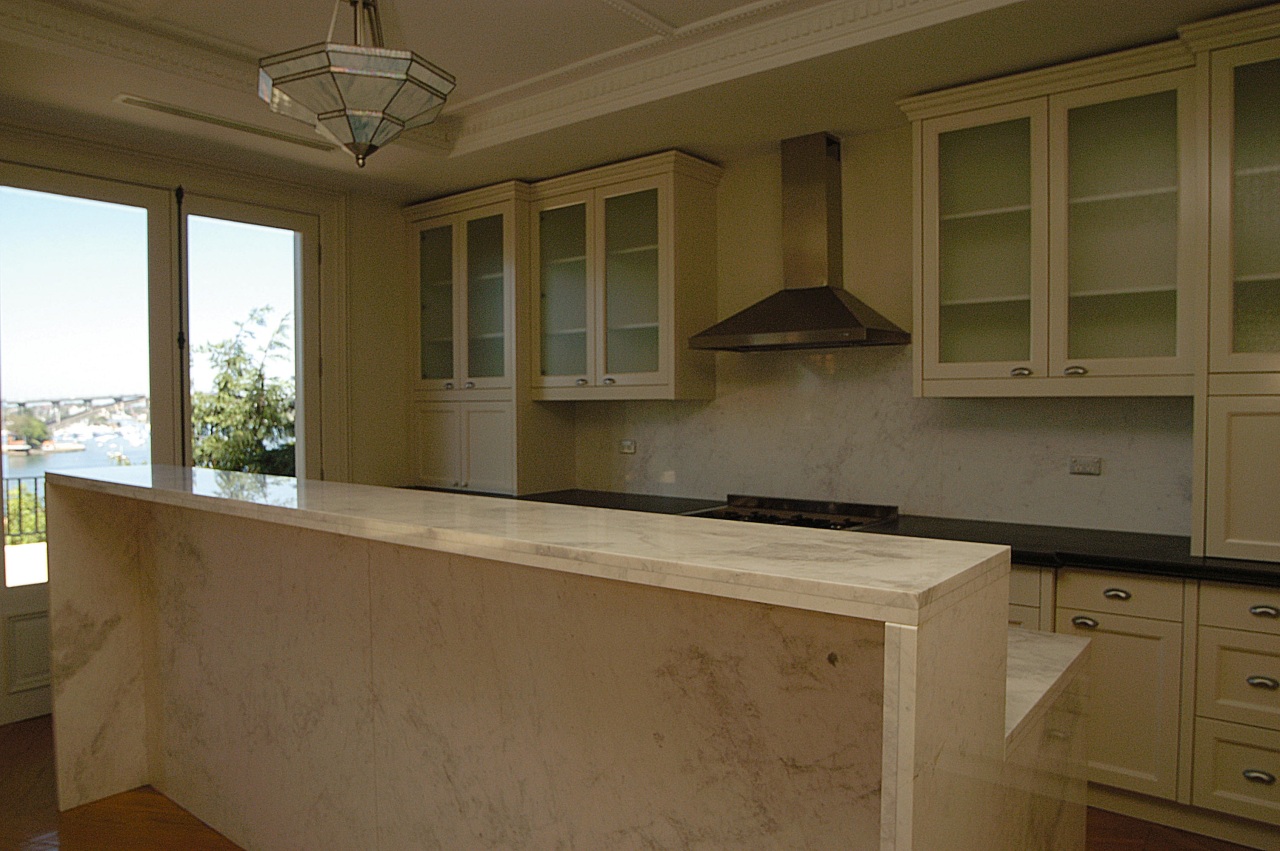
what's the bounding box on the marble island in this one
[46,466,1088,850]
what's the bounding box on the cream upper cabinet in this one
[1204,395,1280,560]
[1207,37,1280,377]
[530,152,720,401]
[406,184,526,398]
[906,48,1200,397]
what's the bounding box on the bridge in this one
[3,395,149,429]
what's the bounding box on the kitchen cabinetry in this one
[530,152,720,401]
[902,45,1199,397]
[1203,395,1280,560]
[1056,568,1187,800]
[1008,564,1055,630]
[411,401,514,494]
[1193,582,1280,824]
[407,182,526,397]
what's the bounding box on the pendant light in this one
[257,0,455,167]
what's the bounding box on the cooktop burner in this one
[685,495,897,531]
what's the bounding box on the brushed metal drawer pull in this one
[575,378,589,386]
[603,377,617,385]
[1249,605,1280,618]
[1063,365,1088,376]
[1246,676,1280,690]
[1071,616,1099,629]
[444,382,455,390]
[1243,769,1276,785]
[1103,588,1131,601]
[1010,367,1032,377]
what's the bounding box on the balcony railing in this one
[3,476,46,545]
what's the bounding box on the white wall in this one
[571,128,1195,536]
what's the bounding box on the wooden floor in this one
[0,714,1257,850]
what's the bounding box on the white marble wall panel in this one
[146,505,377,851]
[370,543,886,850]
[572,346,1194,535]
[47,486,150,810]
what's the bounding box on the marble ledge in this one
[47,466,1008,626]
[1005,628,1090,753]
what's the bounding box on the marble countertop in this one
[1004,628,1089,752]
[46,466,1007,625]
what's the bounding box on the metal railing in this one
[3,476,46,544]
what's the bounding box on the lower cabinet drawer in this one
[1197,626,1280,730]
[1193,718,1280,825]
[1008,603,1040,630]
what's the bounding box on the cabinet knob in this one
[1103,588,1131,601]
[444,382,455,390]
[1071,616,1099,629]
[1249,605,1280,618]
[1246,675,1280,690]
[1243,769,1276,786]
[1064,365,1088,376]
[1010,367,1032,377]
[603,377,617,385]
[464,381,476,389]
[575,378,589,386]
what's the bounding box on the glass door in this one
[0,165,172,725]
[1210,41,1280,372]
[418,220,455,385]
[183,196,318,478]
[535,193,592,387]
[462,211,508,389]
[922,100,1048,380]
[598,181,665,387]
[1049,71,1194,377]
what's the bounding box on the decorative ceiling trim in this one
[448,0,1023,156]
[599,0,675,37]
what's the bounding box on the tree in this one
[5,410,49,447]
[191,307,296,476]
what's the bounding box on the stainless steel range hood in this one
[689,133,909,352]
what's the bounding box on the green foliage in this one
[191,307,296,476]
[5,410,49,447]
[4,485,45,545]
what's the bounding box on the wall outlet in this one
[619,439,637,455]
[1069,456,1102,476]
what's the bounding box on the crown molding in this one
[447,0,1023,156]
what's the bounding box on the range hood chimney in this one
[689,132,910,352]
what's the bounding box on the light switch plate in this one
[1069,456,1102,476]
[619,439,637,455]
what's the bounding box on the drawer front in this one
[1009,565,1042,607]
[1009,603,1040,631]
[1201,582,1280,636]
[1197,626,1280,730]
[1193,718,1280,826]
[1057,569,1183,621]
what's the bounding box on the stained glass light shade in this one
[258,41,455,167]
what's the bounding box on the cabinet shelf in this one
[1070,185,1177,205]
[940,294,1032,307]
[608,322,660,331]
[546,255,587,266]
[1070,284,1177,298]
[545,327,587,336]
[939,204,1032,222]
[1236,163,1280,178]
[1235,273,1280,284]
[608,243,659,256]
[470,272,504,284]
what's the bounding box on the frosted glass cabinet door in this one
[921,100,1048,380]
[1049,70,1194,378]
[536,196,592,385]
[419,223,455,382]
[1211,41,1280,372]
[465,214,506,382]
[601,186,661,380]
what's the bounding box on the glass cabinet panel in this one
[419,223,453,380]
[1065,89,1179,360]
[937,118,1033,363]
[538,203,588,377]
[1231,56,1280,355]
[465,214,505,379]
[603,188,660,375]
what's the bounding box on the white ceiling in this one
[0,0,1268,203]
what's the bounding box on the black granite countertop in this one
[519,489,1280,588]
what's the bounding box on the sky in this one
[0,186,296,402]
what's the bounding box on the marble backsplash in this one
[572,345,1195,536]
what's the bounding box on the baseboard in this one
[1088,784,1278,851]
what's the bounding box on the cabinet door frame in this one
[920,98,1049,381]
[411,402,463,488]
[1047,69,1200,379]
[530,189,597,390]
[1209,36,1280,374]
[412,212,462,392]
[594,174,673,390]
[1204,394,1280,560]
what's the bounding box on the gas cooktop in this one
[685,494,898,531]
